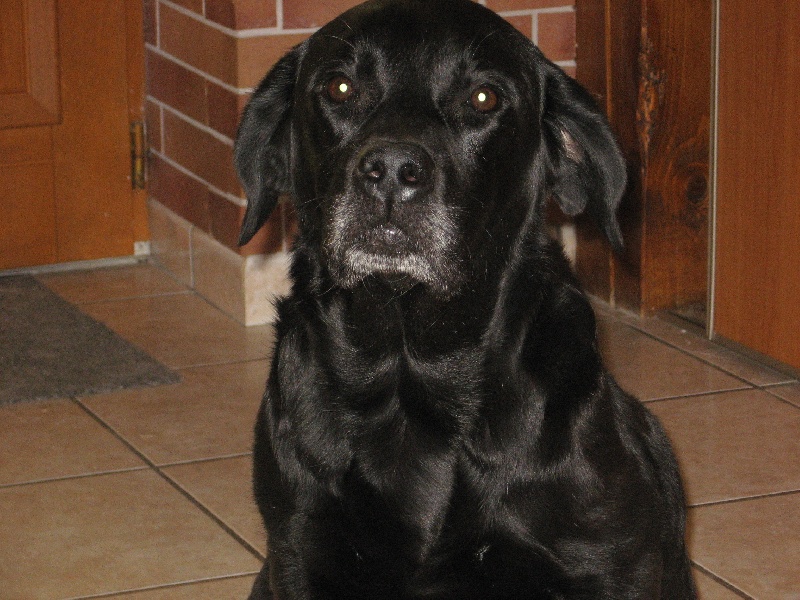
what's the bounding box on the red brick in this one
[238,33,310,89]
[159,4,238,86]
[145,100,162,153]
[163,111,240,195]
[206,0,278,29]
[487,0,574,10]
[208,83,243,140]
[209,191,245,250]
[143,0,157,46]
[146,50,209,124]
[537,10,576,62]
[148,153,212,230]
[504,15,533,39]
[283,0,363,29]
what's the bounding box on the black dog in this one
[235,1,695,598]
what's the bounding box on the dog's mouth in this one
[324,180,465,298]
[337,224,438,288]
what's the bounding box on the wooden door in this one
[712,0,800,371]
[574,0,712,316]
[0,0,147,270]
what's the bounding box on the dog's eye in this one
[326,76,356,103]
[470,86,499,113]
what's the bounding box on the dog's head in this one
[236,0,625,299]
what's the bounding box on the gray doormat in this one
[0,276,179,405]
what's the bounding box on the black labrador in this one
[235,1,696,598]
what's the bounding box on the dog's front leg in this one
[247,561,274,600]
[248,551,337,600]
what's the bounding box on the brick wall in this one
[144,0,575,322]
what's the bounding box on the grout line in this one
[759,385,800,411]
[604,309,797,389]
[689,487,800,509]
[690,562,754,599]
[168,358,272,370]
[154,0,161,48]
[64,573,261,599]
[640,386,754,404]
[159,0,314,38]
[613,319,763,390]
[0,466,150,490]
[156,452,254,469]
[147,95,235,145]
[145,44,246,95]
[72,398,266,561]
[149,149,247,207]
[175,356,270,373]
[150,258,192,292]
[160,468,266,560]
[497,7,574,18]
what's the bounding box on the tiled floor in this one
[1,262,798,599]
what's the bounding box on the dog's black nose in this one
[357,143,434,203]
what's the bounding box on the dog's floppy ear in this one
[235,42,307,246]
[540,61,627,250]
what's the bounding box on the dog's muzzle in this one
[325,140,462,297]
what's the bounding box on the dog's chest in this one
[326,343,484,549]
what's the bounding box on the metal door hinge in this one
[130,121,147,190]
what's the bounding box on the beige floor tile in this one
[694,570,747,600]
[38,263,187,304]
[79,294,275,369]
[626,315,794,387]
[0,399,144,486]
[768,383,800,408]
[689,493,800,599]
[0,470,261,600]
[649,389,800,505]
[164,456,266,555]
[82,361,268,465]
[594,301,794,388]
[597,317,748,400]
[102,575,257,599]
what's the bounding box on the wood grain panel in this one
[0,2,27,93]
[0,126,51,165]
[52,0,134,262]
[0,0,60,127]
[714,0,800,369]
[0,127,57,269]
[0,163,57,268]
[575,0,710,316]
[0,0,145,270]
[0,121,57,270]
[638,0,710,310]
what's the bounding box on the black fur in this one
[235,1,695,598]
